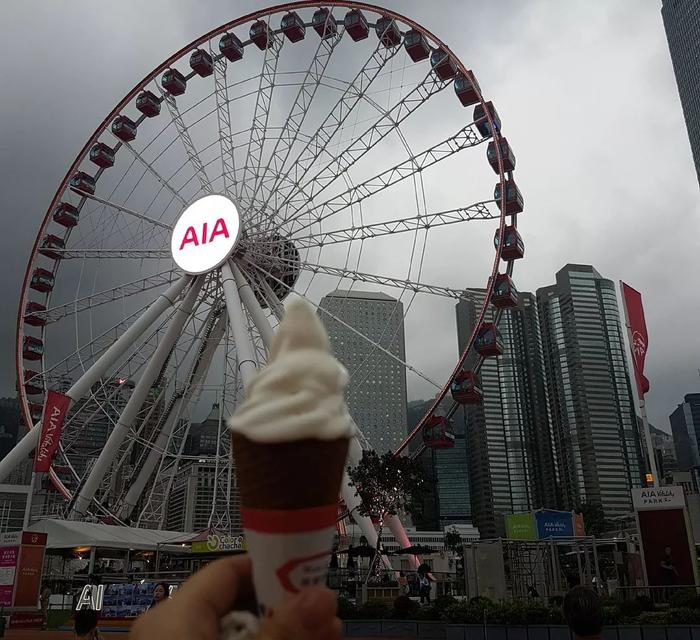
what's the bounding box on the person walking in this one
[398,571,409,595]
[563,586,604,640]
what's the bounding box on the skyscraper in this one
[669,393,700,471]
[456,290,557,538]
[662,0,700,185]
[537,265,643,519]
[319,290,408,453]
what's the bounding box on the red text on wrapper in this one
[275,549,331,593]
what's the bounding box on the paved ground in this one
[6,631,129,638]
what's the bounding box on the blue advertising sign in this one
[535,510,574,538]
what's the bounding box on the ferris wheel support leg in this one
[231,262,274,349]
[0,274,192,484]
[70,276,204,519]
[221,262,258,389]
[120,305,227,520]
[258,277,285,322]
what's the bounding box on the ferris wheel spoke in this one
[213,55,237,199]
[279,71,448,224]
[158,89,213,195]
[251,24,343,219]
[117,140,188,206]
[238,25,284,216]
[70,189,174,231]
[290,200,498,250]
[240,257,442,389]
[266,41,402,224]
[53,249,170,260]
[41,269,178,324]
[284,122,485,237]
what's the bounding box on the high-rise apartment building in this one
[456,290,557,538]
[537,265,643,519]
[319,290,408,453]
[669,393,700,471]
[662,0,700,185]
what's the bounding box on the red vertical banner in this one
[13,532,47,607]
[621,282,650,398]
[34,391,71,472]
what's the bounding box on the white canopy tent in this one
[27,519,191,552]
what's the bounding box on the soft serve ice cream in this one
[228,299,353,617]
[229,299,353,443]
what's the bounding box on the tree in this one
[348,450,426,578]
[576,502,607,538]
[443,527,463,554]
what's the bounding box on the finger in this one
[257,587,341,640]
[173,554,253,617]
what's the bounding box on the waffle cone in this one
[232,434,349,509]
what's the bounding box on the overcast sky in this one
[1,0,699,432]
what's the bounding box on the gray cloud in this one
[1,0,698,435]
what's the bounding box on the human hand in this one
[130,555,342,640]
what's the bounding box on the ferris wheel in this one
[5,1,524,532]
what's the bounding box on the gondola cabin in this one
[431,47,457,81]
[375,16,401,47]
[454,71,480,107]
[53,204,79,228]
[136,90,161,117]
[475,322,503,357]
[24,371,44,396]
[190,49,213,77]
[423,415,455,449]
[29,403,44,423]
[487,138,516,174]
[474,101,501,138]
[162,68,187,95]
[312,8,337,39]
[219,32,244,61]
[491,273,518,309]
[111,115,137,142]
[69,172,95,195]
[344,9,369,41]
[250,20,275,50]
[494,179,524,215]
[281,11,306,42]
[496,225,524,261]
[23,336,44,361]
[451,370,483,404]
[89,142,115,169]
[30,268,55,294]
[404,29,430,62]
[24,302,47,327]
[39,234,66,259]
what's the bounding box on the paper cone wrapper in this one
[232,434,349,616]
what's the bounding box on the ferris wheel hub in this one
[170,193,242,275]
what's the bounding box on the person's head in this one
[563,587,603,638]
[664,546,672,555]
[153,582,169,603]
[74,608,98,639]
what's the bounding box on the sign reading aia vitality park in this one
[170,194,242,275]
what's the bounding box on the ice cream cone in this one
[228,300,353,617]
[232,434,348,510]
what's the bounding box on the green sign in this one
[191,534,246,553]
[505,513,537,540]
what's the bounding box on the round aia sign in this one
[170,194,242,274]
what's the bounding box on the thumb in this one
[256,588,342,640]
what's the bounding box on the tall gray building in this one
[662,0,700,185]
[319,290,408,453]
[537,265,643,519]
[669,393,700,471]
[456,290,557,538]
